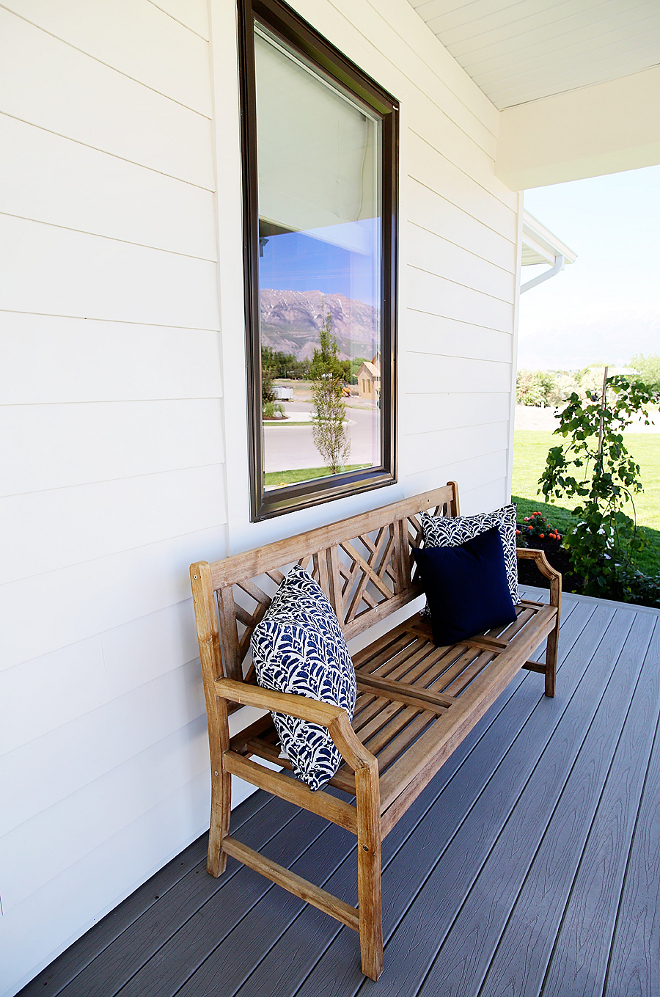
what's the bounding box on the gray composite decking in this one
[20,588,660,997]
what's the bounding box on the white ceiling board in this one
[491,45,660,105]
[475,28,660,88]
[407,0,660,109]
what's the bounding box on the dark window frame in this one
[238,0,398,521]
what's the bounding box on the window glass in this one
[241,0,397,519]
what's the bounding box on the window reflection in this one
[254,28,383,491]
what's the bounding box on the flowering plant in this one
[516,511,561,542]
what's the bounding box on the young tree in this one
[310,310,350,474]
[539,372,657,596]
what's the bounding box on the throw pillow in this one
[412,527,517,646]
[420,503,520,606]
[250,565,356,792]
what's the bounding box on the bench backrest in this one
[190,482,459,688]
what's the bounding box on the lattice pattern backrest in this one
[208,484,458,682]
[217,550,331,682]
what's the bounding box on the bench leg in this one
[545,620,559,698]
[355,762,384,981]
[207,700,231,877]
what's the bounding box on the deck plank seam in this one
[602,615,660,997]
[538,617,660,997]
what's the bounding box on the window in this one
[239,0,398,520]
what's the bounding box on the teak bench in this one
[190,482,561,980]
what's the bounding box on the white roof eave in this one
[522,210,577,267]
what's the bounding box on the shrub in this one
[263,401,285,419]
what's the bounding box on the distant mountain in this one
[260,289,380,361]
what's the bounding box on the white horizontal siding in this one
[0,713,208,911]
[407,266,514,332]
[460,472,510,513]
[0,315,222,404]
[0,526,227,674]
[0,215,220,327]
[0,771,209,996]
[408,178,516,271]
[403,352,512,394]
[408,130,518,240]
[0,116,217,259]
[402,447,509,500]
[1,465,226,585]
[402,418,509,473]
[401,391,510,435]
[0,599,201,758]
[0,662,204,839]
[0,0,230,989]
[407,222,515,300]
[1,400,225,496]
[407,92,516,210]
[404,311,513,363]
[101,600,201,700]
[1,740,261,997]
[0,638,107,757]
[1,0,524,990]
[149,0,210,39]
[0,8,214,188]
[4,0,212,116]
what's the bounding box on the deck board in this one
[418,609,655,997]
[540,612,660,997]
[18,592,660,997]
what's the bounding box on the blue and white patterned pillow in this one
[250,565,356,792]
[420,504,520,608]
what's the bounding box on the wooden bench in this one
[190,482,561,980]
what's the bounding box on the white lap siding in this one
[0,0,519,992]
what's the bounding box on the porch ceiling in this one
[406,0,660,110]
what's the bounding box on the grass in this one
[512,430,660,575]
[264,464,369,487]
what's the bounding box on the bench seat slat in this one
[379,607,558,817]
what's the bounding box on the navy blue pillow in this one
[412,526,517,646]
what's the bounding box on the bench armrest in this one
[215,678,377,773]
[516,548,562,607]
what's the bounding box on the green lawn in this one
[264,464,369,487]
[512,431,660,575]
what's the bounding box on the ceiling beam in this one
[495,65,660,191]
